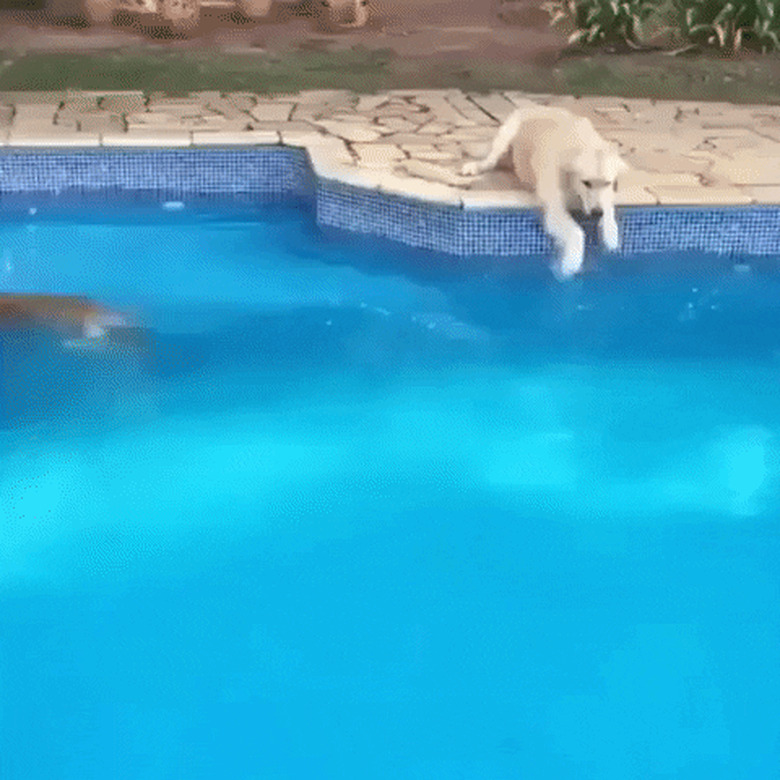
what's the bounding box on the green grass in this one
[1,45,780,103]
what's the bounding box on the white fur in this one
[83,312,127,340]
[461,106,629,279]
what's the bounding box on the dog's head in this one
[570,142,629,217]
[316,0,369,28]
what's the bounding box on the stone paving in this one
[1,88,779,208]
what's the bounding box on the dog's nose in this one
[591,207,604,218]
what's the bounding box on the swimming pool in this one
[1,200,779,779]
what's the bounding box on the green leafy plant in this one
[674,0,780,53]
[541,0,664,46]
[543,0,780,52]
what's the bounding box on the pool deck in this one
[0,88,778,208]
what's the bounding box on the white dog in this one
[461,105,629,278]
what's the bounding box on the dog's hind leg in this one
[460,111,523,176]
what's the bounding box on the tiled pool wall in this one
[1,146,779,259]
[0,147,315,210]
[317,180,780,258]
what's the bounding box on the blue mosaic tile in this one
[619,207,780,256]
[316,179,556,256]
[0,147,314,199]
[317,179,780,258]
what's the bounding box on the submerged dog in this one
[461,105,629,279]
[0,295,130,345]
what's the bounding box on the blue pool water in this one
[1,202,779,779]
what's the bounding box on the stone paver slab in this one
[6,131,101,146]
[191,130,280,145]
[352,143,405,168]
[355,95,389,113]
[0,91,65,105]
[461,190,537,209]
[330,113,372,123]
[407,147,461,161]
[374,117,419,134]
[286,90,356,106]
[249,102,294,123]
[459,141,492,160]
[376,133,437,146]
[502,92,552,108]
[615,186,659,206]
[61,95,100,112]
[100,94,146,113]
[648,185,754,205]
[740,186,780,203]
[180,116,244,131]
[372,102,420,117]
[379,172,463,206]
[290,105,331,122]
[466,92,517,122]
[221,94,256,112]
[624,171,702,187]
[417,122,455,135]
[749,125,780,145]
[53,115,78,131]
[146,101,204,115]
[308,137,354,165]
[204,97,252,122]
[445,91,497,125]
[9,120,60,137]
[700,132,770,157]
[399,158,473,188]
[313,120,383,143]
[309,158,370,189]
[625,150,713,175]
[101,129,192,147]
[13,103,59,121]
[279,129,328,147]
[187,91,223,102]
[251,120,316,134]
[710,153,780,185]
[412,93,476,127]
[440,131,493,146]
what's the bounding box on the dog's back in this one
[508,116,566,188]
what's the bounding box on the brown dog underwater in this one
[0,295,131,346]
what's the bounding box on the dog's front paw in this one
[554,230,586,280]
[460,161,481,177]
[601,217,620,252]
